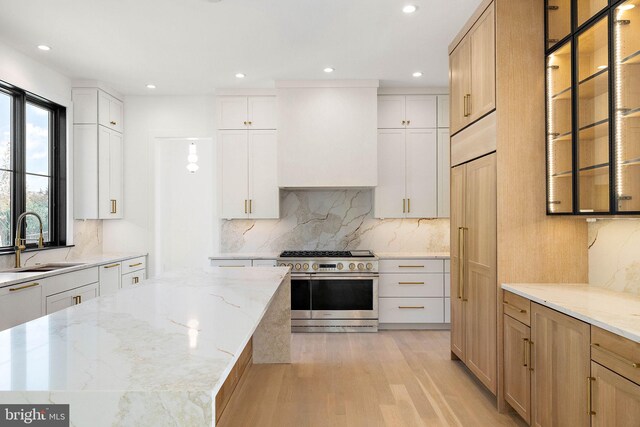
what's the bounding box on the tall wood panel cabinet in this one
[448,0,588,408]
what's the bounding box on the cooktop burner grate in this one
[279,250,375,258]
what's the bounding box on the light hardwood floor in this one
[219,331,526,427]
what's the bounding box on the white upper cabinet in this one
[98,91,124,133]
[218,96,276,130]
[405,129,438,218]
[377,95,437,129]
[220,130,250,219]
[248,130,279,218]
[73,88,123,133]
[375,129,407,218]
[98,128,123,219]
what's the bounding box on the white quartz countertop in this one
[502,283,640,344]
[374,251,450,259]
[209,252,280,260]
[0,252,147,289]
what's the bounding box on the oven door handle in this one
[311,274,379,280]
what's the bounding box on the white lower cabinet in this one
[379,298,444,323]
[252,259,278,267]
[0,281,43,330]
[444,297,451,323]
[210,258,278,267]
[379,273,444,298]
[122,270,146,290]
[99,262,122,296]
[46,283,99,315]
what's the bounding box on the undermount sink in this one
[6,262,86,273]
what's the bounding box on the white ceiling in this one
[0,0,482,95]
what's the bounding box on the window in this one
[0,81,66,251]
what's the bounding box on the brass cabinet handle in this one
[73,295,82,305]
[244,199,248,214]
[129,262,143,268]
[248,121,252,125]
[523,338,529,367]
[398,282,425,285]
[9,282,40,292]
[103,263,120,269]
[591,343,640,368]
[463,94,472,117]
[406,120,411,125]
[407,198,411,213]
[503,300,527,313]
[402,120,406,125]
[243,121,247,125]
[398,265,425,268]
[110,199,117,214]
[587,377,596,415]
[110,120,116,125]
[132,276,140,284]
[398,306,425,309]
[402,199,406,213]
[249,199,252,214]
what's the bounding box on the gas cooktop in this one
[279,250,376,258]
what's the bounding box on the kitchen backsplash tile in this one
[589,219,640,295]
[221,190,450,253]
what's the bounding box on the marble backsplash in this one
[220,190,450,253]
[589,219,640,295]
[0,220,103,269]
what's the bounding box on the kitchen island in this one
[0,267,291,426]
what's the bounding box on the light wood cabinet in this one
[0,281,43,331]
[590,361,640,427]
[99,262,122,296]
[377,95,437,129]
[437,128,450,218]
[503,314,531,424]
[450,164,466,359]
[449,3,495,135]
[531,302,591,427]
[219,129,279,219]
[46,282,99,315]
[217,96,276,130]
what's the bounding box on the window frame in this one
[0,79,66,252]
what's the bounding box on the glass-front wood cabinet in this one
[546,0,640,215]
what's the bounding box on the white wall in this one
[102,96,218,276]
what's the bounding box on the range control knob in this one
[303,263,309,270]
[349,263,356,270]
[357,263,365,270]
[312,263,319,270]
[295,263,301,270]
[337,263,344,270]
[366,262,373,270]
[287,263,293,268]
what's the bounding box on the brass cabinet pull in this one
[103,263,120,269]
[463,94,472,117]
[523,338,529,367]
[398,306,425,309]
[129,262,143,268]
[243,121,247,125]
[248,121,252,125]
[110,120,116,125]
[398,282,425,285]
[407,198,411,213]
[402,199,406,213]
[249,199,252,214]
[503,300,527,313]
[132,276,140,284]
[406,120,410,125]
[244,199,248,214]
[398,265,425,268]
[9,282,40,292]
[73,295,82,305]
[587,377,596,415]
[110,199,117,214]
[591,343,640,368]
[402,120,406,125]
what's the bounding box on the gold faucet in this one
[14,212,44,268]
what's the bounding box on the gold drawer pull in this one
[129,262,143,268]
[398,306,425,309]
[104,263,120,269]
[591,343,640,368]
[111,199,117,214]
[587,376,596,415]
[73,295,82,305]
[398,265,425,268]
[132,276,140,284]
[9,282,40,292]
[398,282,425,285]
[503,300,527,313]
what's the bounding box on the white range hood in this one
[276,80,379,188]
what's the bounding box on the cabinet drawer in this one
[503,291,531,326]
[121,257,146,275]
[0,282,43,331]
[591,326,640,385]
[379,259,444,273]
[122,271,146,290]
[379,298,444,323]
[379,273,443,297]
[444,259,450,273]
[444,273,450,297]
[42,267,99,297]
[46,282,98,315]
[444,297,451,323]
[210,259,252,268]
[252,259,277,267]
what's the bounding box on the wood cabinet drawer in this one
[379,297,444,323]
[379,259,444,273]
[591,326,640,385]
[503,291,531,326]
[210,259,252,268]
[379,273,443,297]
[121,257,146,275]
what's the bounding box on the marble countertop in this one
[209,252,280,260]
[502,283,640,344]
[374,251,450,259]
[0,252,147,289]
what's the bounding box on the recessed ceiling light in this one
[324,67,335,73]
[402,5,418,14]
[146,84,156,89]
[619,4,635,11]
[235,73,246,79]
[412,71,423,77]
[37,45,51,51]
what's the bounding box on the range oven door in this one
[310,275,378,320]
[291,274,311,319]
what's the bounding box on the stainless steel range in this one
[278,250,379,332]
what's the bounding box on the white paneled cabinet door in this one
[248,130,279,218]
[218,96,248,130]
[247,97,276,129]
[99,263,121,296]
[98,128,123,219]
[98,91,123,133]
[405,95,437,129]
[0,283,42,331]
[73,124,99,219]
[405,129,437,218]
[437,95,450,128]
[438,128,451,217]
[377,96,406,129]
[375,129,406,218]
[220,130,249,218]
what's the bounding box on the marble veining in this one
[221,190,450,254]
[588,219,640,295]
[502,283,640,343]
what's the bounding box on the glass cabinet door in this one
[577,0,608,27]
[577,16,610,213]
[547,0,572,49]
[547,42,574,213]
[614,0,640,212]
